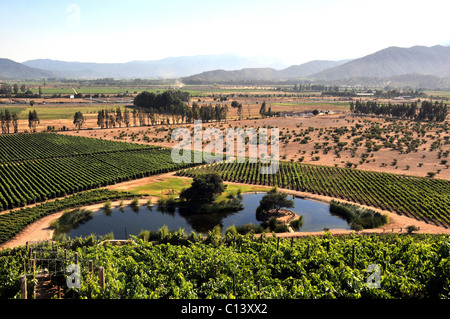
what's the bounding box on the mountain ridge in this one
[0,58,53,80]
[310,45,450,81]
[22,54,288,79]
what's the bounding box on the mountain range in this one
[182,60,349,84]
[1,45,449,88]
[182,45,450,87]
[20,54,287,79]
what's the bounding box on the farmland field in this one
[0,133,198,212]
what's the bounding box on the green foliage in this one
[2,233,449,299]
[256,187,294,214]
[180,173,226,204]
[50,208,93,235]
[330,200,388,229]
[290,216,303,230]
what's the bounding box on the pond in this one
[63,193,350,239]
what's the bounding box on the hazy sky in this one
[1,0,449,65]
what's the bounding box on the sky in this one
[0,0,449,65]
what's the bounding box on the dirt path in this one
[1,173,449,250]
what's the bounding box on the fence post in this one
[20,275,27,299]
[74,252,78,265]
[351,244,355,268]
[89,260,93,275]
[32,252,36,274]
[99,267,105,289]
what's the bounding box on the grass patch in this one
[130,178,193,197]
[50,208,93,235]
[128,177,269,199]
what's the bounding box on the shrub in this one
[406,225,419,234]
[290,216,303,230]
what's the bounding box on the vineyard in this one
[1,232,449,299]
[0,133,152,163]
[176,161,450,228]
[0,133,197,211]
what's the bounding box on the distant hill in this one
[182,60,348,84]
[310,45,450,81]
[22,54,288,79]
[0,58,53,79]
[313,74,450,89]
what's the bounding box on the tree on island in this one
[180,173,226,204]
[256,187,294,214]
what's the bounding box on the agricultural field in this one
[0,133,198,213]
[64,113,450,179]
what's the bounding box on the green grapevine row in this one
[0,133,152,163]
[0,148,197,211]
[176,161,450,228]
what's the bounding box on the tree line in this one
[0,83,41,97]
[0,109,19,134]
[350,100,448,122]
[133,90,228,125]
[0,109,40,134]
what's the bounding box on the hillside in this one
[182,60,347,84]
[0,58,53,79]
[310,45,450,81]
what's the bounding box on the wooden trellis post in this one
[351,244,355,268]
[89,260,93,275]
[99,267,105,289]
[20,275,27,299]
